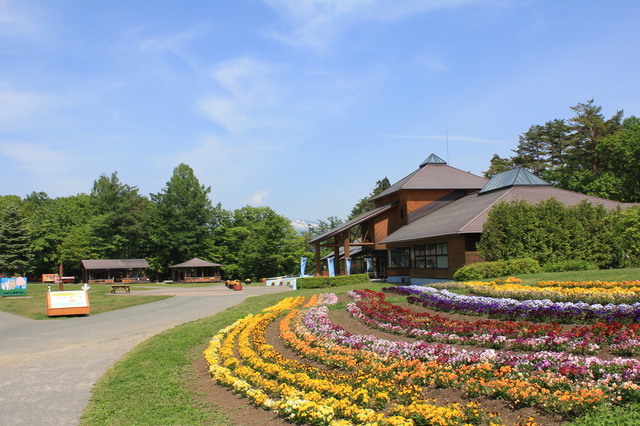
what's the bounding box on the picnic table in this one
[110,285,131,294]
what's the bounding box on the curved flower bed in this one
[204,286,640,424]
[386,285,640,325]
[348,289,640,356]
[464,281,640,304]
[533,280,640,289]
[204,294,495,425]
[289,297,640,418]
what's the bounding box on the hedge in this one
[296,273,370,289]
[453,258,541,281]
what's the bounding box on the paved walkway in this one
[0,284,293,425]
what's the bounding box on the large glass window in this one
[389,248,411,268]
[414,243,448,269]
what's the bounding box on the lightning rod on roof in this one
[446,129,449,164]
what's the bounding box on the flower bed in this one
[348,289,640,356]
[204,285,640,425]
[386,285,640,325]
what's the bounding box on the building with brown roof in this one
[381,167,636,284]
[309,154,487,278]
[311,157,636,283]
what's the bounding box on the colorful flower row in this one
[385,285,640,325]
[347,289,640,356]
[204,294,497,425]
[533,280,640,289]
[464,281,640,305]
[288,296,640,418]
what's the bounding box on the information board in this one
[46,290,90,316]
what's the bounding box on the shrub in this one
[541,260,599,272]
[296,273,370,289]
[453,258,540,281]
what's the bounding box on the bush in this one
[541,260,599,272]
[453,258,540,281]
[296,273,370,289]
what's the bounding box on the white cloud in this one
[0,88,50,125]
[0,142,74,172]
[0,0,42,37]
[380,134,511,145]
[247,189,269,206]
[264,0,485,49]
[199,56,281,133]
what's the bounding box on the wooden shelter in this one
[81,259,150,284]
[169,258,222,282]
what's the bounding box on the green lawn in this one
[510,267,640,285]
[0,282,186,319]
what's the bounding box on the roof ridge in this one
[458,188,513,233]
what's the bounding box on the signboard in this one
[0,277,27,297]
[42,274,58,283]
[46,290,90,316]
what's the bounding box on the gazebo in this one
[80,259,150,284]
[169,258,222,283]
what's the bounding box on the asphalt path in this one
[0,284,293,425]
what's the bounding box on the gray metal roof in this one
[479,167,550,194]
[381,185,636,245]
[309,201,398,244]
[81,259,150,270]
[321,245,364,260]
[371,157,487,201]
[419,153,447,167]
[169,257,222,268]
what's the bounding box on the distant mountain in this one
[291,219,319,233]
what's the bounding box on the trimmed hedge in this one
[541,259,599,273]
[453,258,541,281]
[296,273,370,289]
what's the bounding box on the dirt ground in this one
[185,296,578,425]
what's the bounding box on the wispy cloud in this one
[0,142,74,171]
[0,88,51,126]
[0,0,43,37]
[380,134,511,145]
[199,56,281,133]
[247,189,269,206]
[263,0,484,49]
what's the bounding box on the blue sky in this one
[1,0,639,223]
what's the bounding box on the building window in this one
[414,243,448,269]
[389,248,411,268]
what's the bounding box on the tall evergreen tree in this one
[0,203,31,276]
[90,172,151,259]
[150,164,214,271]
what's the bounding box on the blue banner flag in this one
[300,257,307,276]
[346,257,352,275]
[328,257,335,277]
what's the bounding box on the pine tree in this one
[0,203,31,276]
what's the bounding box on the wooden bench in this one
[111,285,131,294]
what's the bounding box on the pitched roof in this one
[479,167,550,194]
[381,183,636,245]
[309,201,398,244]
[81,259,149,270]
[169,257,222,268]
[371,154,487,201]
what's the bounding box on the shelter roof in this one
[169,257,223,268]
[371,154,487,201]
[81,259,149,270]
[381,183,636,245]
[309,201,398,244]
[321,245,364,260]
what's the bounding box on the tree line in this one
[0,163,308,280]
[485,99,640,203]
